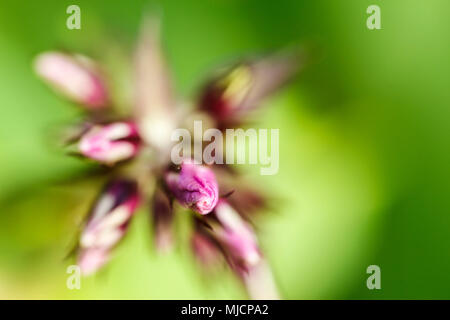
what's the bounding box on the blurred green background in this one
[0,0,449,299]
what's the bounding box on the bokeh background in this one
[0,0,449,299]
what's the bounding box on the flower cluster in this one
[34,15,298,299]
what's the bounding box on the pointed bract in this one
[134,15,177,151]
[152,188,174,253]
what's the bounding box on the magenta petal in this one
[165,160,219,215]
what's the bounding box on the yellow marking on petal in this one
[220,66,253,108]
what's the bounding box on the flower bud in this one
[200,65,252,120]
[77,179,139,275]
[165,160,219,215]
[78,122,140,164]
[212,200,261,271]
[199,53,298,125]
[198,201,278,299]
[34,51,108,108]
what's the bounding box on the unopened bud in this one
[78,122,140,164]
[77,179,139,275]
[34,51,108,109]
[212,200,261,270]
[165,160,219,215]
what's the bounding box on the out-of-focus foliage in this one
[0,0,448,299]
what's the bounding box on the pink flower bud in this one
[34,51,108,109]
[196,201,278,298]
[212,200,261,271]
[200,65,252,120]
[165,160,219,215]
[77,179,139,276]
[78,122,140,164]
[199,53,298,125]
